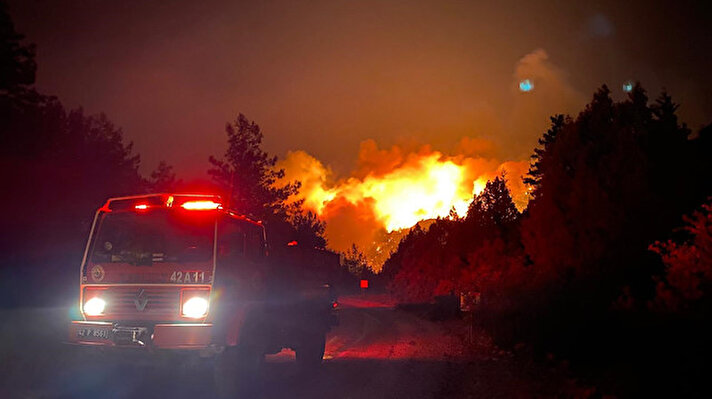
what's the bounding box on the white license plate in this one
[77,327,111,340]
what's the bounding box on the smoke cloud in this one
[506,48,586,159]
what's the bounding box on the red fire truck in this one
[68,193,338,393]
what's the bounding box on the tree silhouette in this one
[342,244,370,276]
[508,84,712,371]
[0,7,155,306]
[208,113,327,251]
[291,210,327,249]
[650,201,712,311]
[148,161,179,192]
[0,2,35,92]
[522,85,709,300]
[467,175,520,227]
[524,114,566,193]
[386,174,521,302]
[208,114,299,220]
[380,223,424,283]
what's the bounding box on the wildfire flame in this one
[332,154,480,231]
[278,139,529,255]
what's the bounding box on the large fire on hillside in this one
[279,139,530,269]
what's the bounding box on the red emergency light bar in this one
[102,193,224,212]
[98,193,264,227]
[180,200,222,210]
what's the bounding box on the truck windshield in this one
[89,210,215,265]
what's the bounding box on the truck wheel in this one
[214,346,262,399]
[295,332,326,369]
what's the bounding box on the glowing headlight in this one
[182,296,209,318]
[84,297,106,316]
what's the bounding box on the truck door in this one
[214,218,265,345]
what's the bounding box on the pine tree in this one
[524,114,566,193]
[291,210,327,249]
[468,175,520,227]
[342,244,370,276]
[148,161,179,192]
[0,2,36,92]
[208,114,328,251]
[208,113,299,220]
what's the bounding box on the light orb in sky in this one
[622,81,633,93]
[519,79,533,92]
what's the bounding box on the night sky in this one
[7,0,712,179]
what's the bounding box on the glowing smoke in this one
[507,49,586,159]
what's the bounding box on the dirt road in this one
[0,296,584,398]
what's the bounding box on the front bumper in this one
[68,320,213,350]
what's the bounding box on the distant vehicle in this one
[68,193,338,395]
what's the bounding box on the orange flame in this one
[337,154,470,231]
[278,139,529,254]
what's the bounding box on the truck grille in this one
[93,286,181,321]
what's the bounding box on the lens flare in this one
[622,80,633,93]
[519,79,534,92]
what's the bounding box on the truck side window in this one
[217,220,245,261]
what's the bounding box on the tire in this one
[213,346,263,399]
[295,332,326,369]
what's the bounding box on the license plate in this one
[76,327,111,340]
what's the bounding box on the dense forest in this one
[380,86,712,396]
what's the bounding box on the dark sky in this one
[7,0,712,179]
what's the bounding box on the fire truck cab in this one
[68,193,337,390]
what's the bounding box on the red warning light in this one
[134,204,149,210]
[360,279,369,289]
[181,200,221,210]
[287,240,298,246]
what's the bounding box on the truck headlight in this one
[182,296,209,318]
[84,297,106,316]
